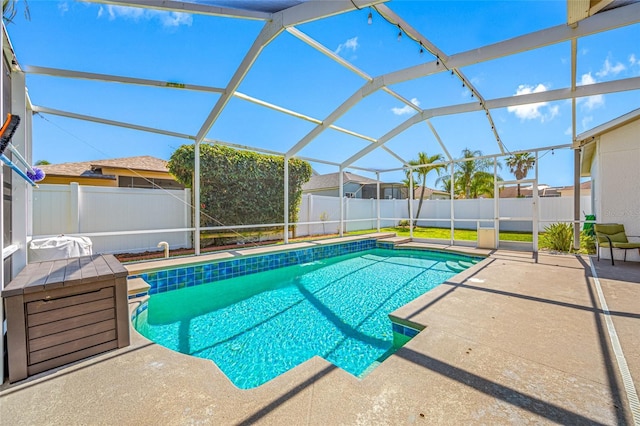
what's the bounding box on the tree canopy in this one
[438,148,502,199]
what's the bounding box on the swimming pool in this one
[132,246,481,389]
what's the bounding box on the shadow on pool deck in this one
[1,249,639,425]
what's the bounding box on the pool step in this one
[446,259,480,273]
[127,277,151,300]
[378,236,411,245]
[445,261,466,272]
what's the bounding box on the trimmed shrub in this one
[168,144,312,234]
[539,222,596,254]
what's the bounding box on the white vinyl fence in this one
[31,186,591,255]
[297,194,592,236]
[32,184,192,254]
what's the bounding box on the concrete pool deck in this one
[1,245,639,425]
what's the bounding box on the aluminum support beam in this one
[10,69,28,273]
[425,120,452,161]
[194,139,200,255]
[195,0,383,144]
[534,152,539,252]
[32,106,193,139]
[342,70,613,167]
[341,113,423,167]
[284,156,289,244]
[424,76,640,118]
[376,172,381,232]
[195,20,283,143]
[24,66,383,146]
[281,0,385,28]
[383,2,640,87]
[286,79,382,157]
[24,65,225,93]
[571,38,580,251]
[409,170,414,238]
[449,162,454,244]
[375,4,504,153]
[234,91,378,143]
[339,168,344,237]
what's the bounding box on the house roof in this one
[302,171,379,192]
[39,156,171,178]
[413,186,450,198]
[499,181,591,198]
[559,181,592,191]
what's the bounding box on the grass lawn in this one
[348,226,533,242]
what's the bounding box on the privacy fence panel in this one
[32,184,192,254]
[33,189,592,251]
[296,194,592,236]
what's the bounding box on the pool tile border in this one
[130,239,377,295]
[392,322,421,338]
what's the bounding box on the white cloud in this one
[545,105,559,123]
[630,54,640,75]
[578,72,604,110]
[335,37,359,56]
[507,83,558,122]
[58,2,69,14]
[581,115,593,131]
[99,5,192,27]
[106,5,145,20]
[160,12,192,27]
[564,126,573,136]
[595,58,626,78]
[391,98,420,115]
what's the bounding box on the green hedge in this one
[168,144,312,231]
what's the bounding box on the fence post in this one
[376,172,380,232]
[345,196,350,233]
[308,194,312,237]
[184,188,192,249]
[70,182,81,233]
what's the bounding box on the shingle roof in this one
[302,171,379,191]
[413,186,450,198]
[38,156,170,177]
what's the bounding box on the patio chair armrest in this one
[595,232,613,246]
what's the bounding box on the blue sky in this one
[5,0,640,188]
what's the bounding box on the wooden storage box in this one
[2,254,130,383]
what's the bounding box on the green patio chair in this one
[594,223,640,266]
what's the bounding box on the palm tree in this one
[3,0,30,23]
[437,148,501,199]
[409,152,445,225]
[439,176,453,195]
[505,152,535,197]
[402,172,417,221]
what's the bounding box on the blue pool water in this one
[133,248,479,389]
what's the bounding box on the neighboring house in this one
[578,108,640,262]
[499,181,591,198]
[558,181,592,198]
[413,186,451,200]
[302,171,407,199]
[37,156,184,189]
